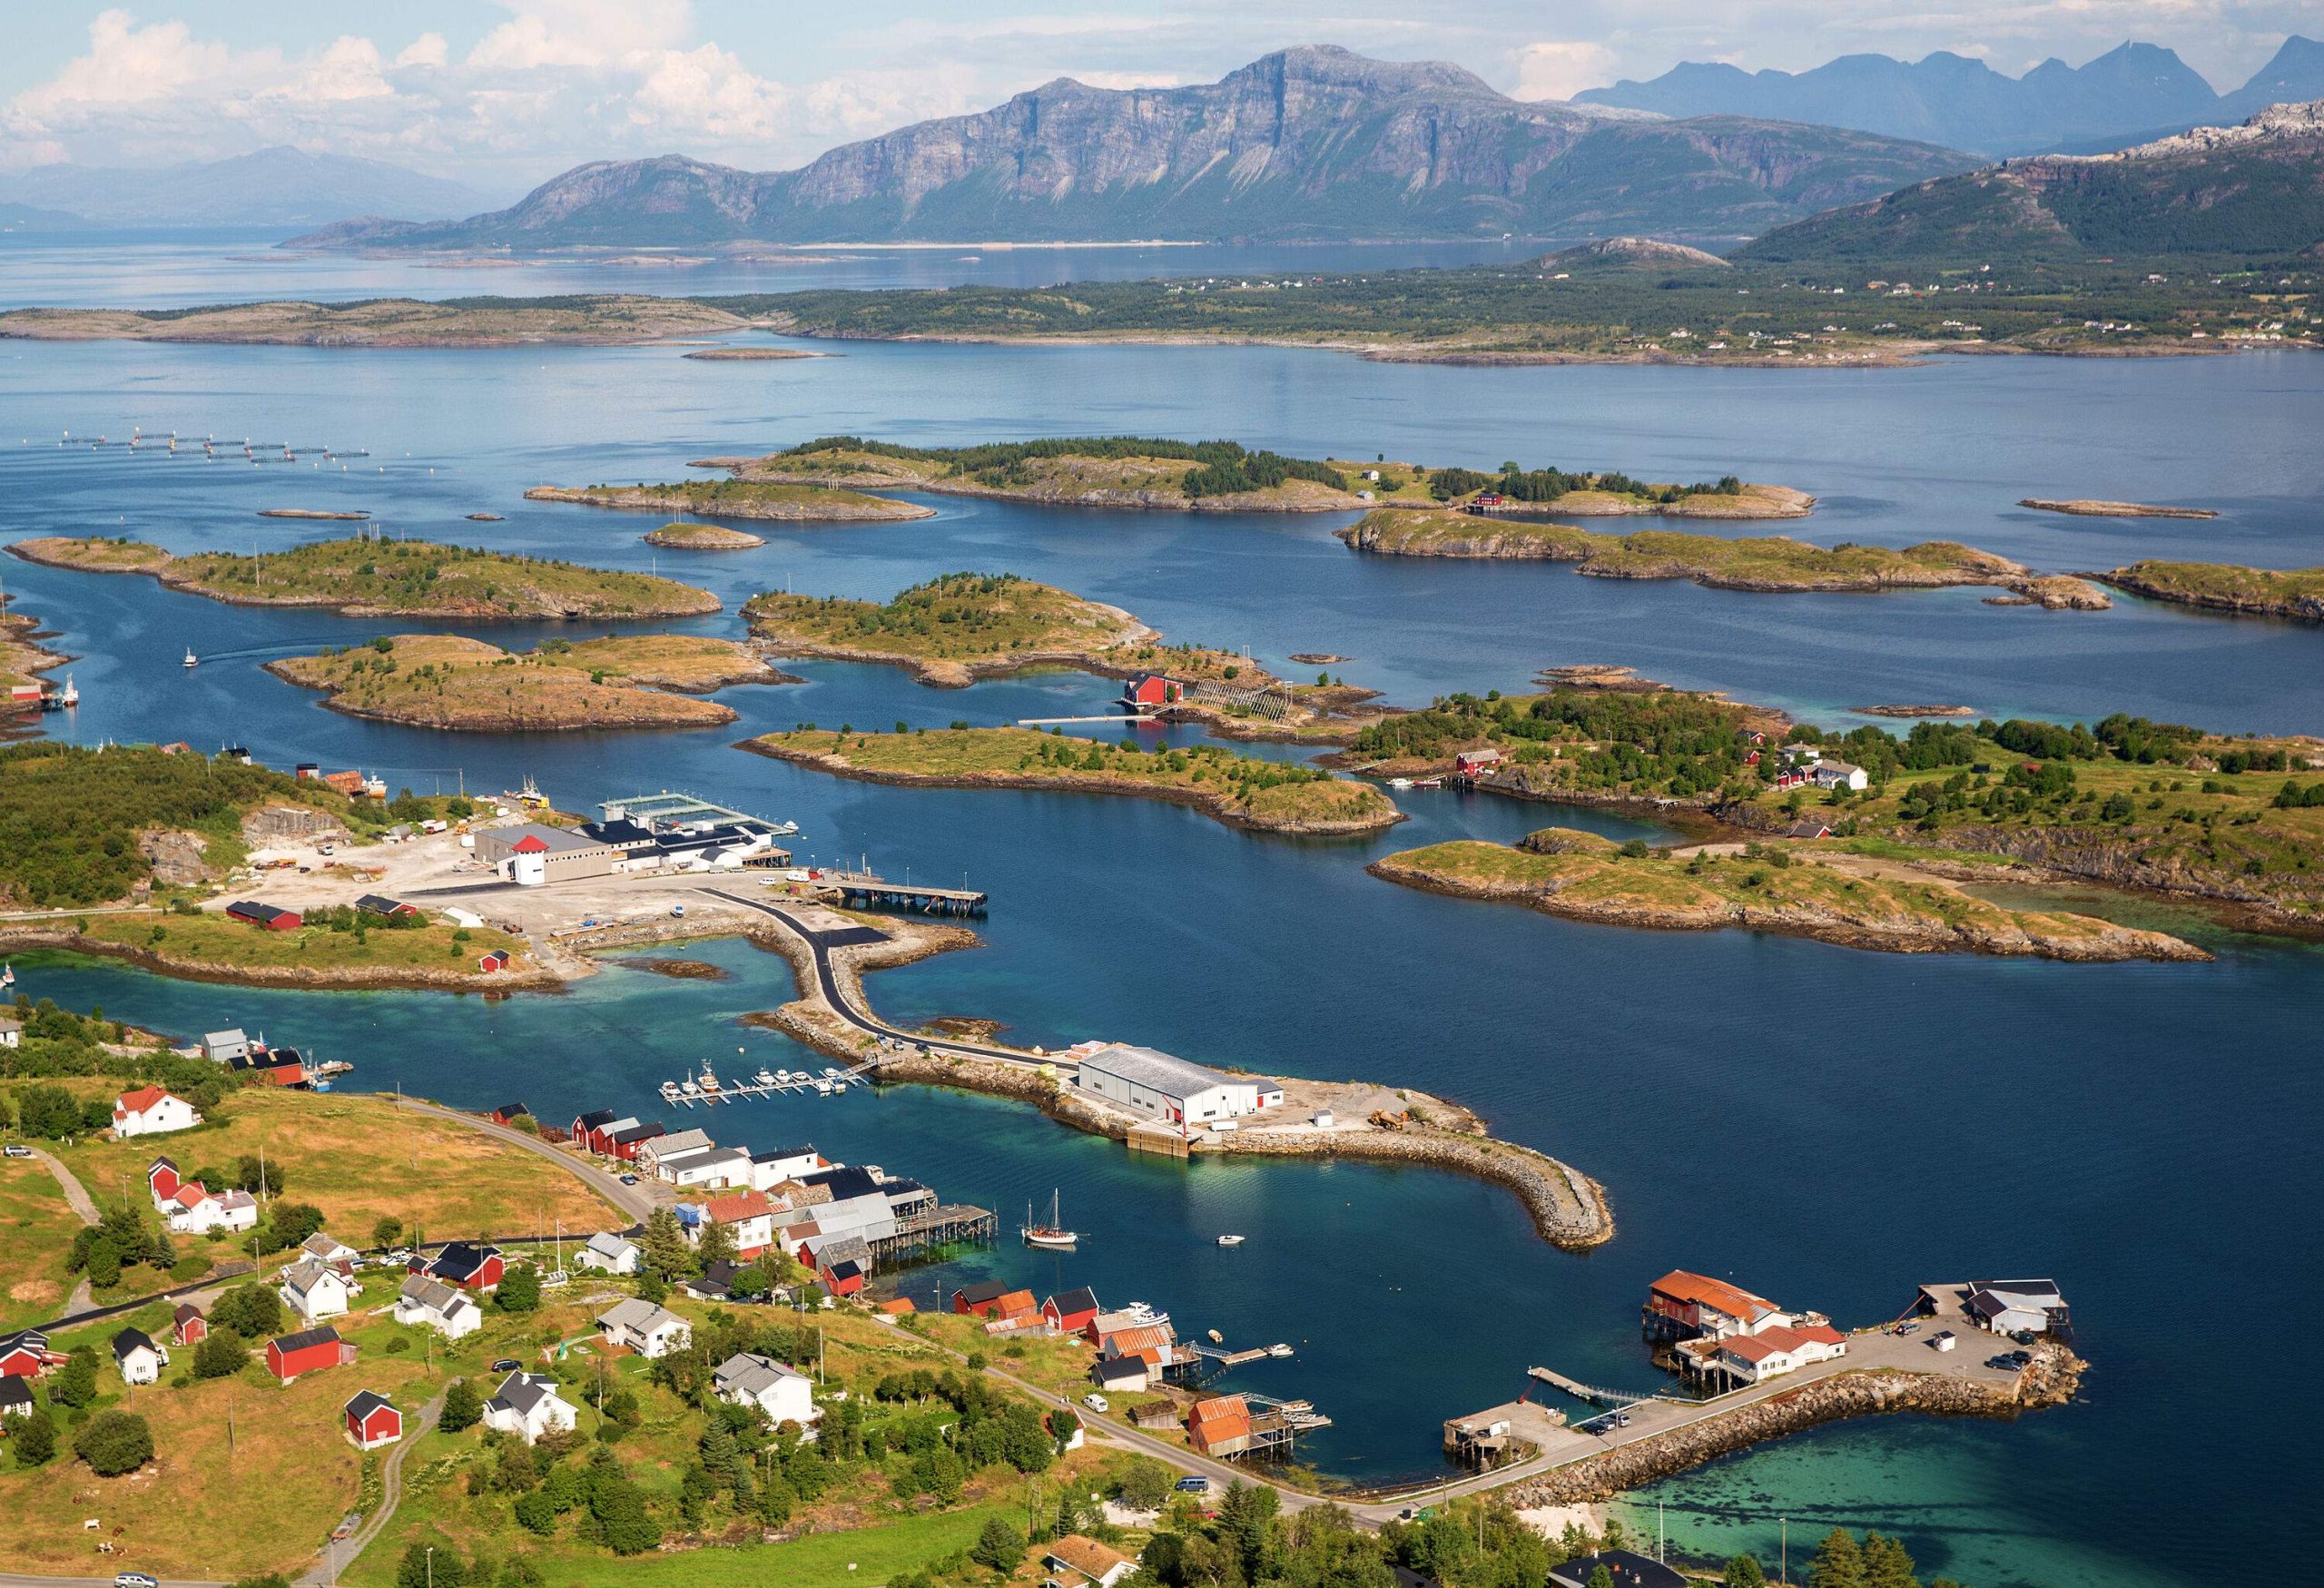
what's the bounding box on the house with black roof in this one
[1548,1551,1687,1588]
[112,1327,166,1386]
[355,893,417,918]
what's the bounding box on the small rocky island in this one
[268,634,781,730]
[644,522,767,549]
[2020,498,2218,519]
[9,535,720,620]
[741,726,1404,835]
[742,571,1152,686]
[527,480,931,521]
[0,296,750,348]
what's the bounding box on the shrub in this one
[74,1410,154,1475]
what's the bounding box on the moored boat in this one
[1022,1189,1079,1248]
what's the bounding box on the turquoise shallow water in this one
[2,301,2320,1588]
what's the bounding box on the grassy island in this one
[8,535,719,620]
[743,725,1403,833]
[0,597,64,692]
[1373,830,2203,962]
[743,571,1150,686]
[643,521,766,548]
[0,295,748,348]
[525,478,932,521]
[2099,559,2324,622]
[1339,509,2107,604]
[267,634,779,732]
[708,435,1807,518]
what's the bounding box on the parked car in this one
[1175,1475,1210,1494]
[1082,1394,1108,1414]
[618,1173,639,1185]
[2,1144,33,1159]
[491,1358,521,1373]
[116,1574,160,1588]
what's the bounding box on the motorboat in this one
[679,1077,700,1098]
[1206,1328,1224,1344]
[1021,1189,1078,1249]
[753,1068,777,1087]
[1388,777,1413,790]
[1216,1235,1246,1248]
[659,1080,683,1102]
[1266,1343,1294,1357]
[814,1080,834,1096]
[182,647,199,668]
[697,1060,722,1094]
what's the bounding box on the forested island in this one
[8,536,720,620]
[743,726,1403,834]
[267,634,782,731]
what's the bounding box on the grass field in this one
[78,908,534,979]
[0,1155,89,1327]
[748,726,1401,832]
[53,1087,615,1245]
[2105,558,2324,617]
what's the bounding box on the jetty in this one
[822,869,988,916]
[1017,714,1157,725]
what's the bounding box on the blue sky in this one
[2,2,2311,188]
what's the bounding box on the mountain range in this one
[287,45,1973,252]
[1738,100,2324,263]
[1576,36,2324,158]
[0,148,497,229]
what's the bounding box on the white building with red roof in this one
[113,1086,202,1138]
[165,1181,259,1234]
[1645,1269,1793,1342]
[698,1189,777,1258]
[1709,1323,1848,1385]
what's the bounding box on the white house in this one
[0,1017,19,1050]
[298,1232,360,1272]
[113,1086,202,1138]
[655,1146,751,1190]
[1074,1045,1283,1128]
[1963,1279,2071,1336]
[1712,1324,1848,1385]
[576,1232,641,1276]
[167,1183,259,1234]
[113,1327,167,1386]
[712,1351,818,1433]
[747,1145,824,1190]
[637,1129,713,1174]
[482,1371,577,1444]
[395,1275,483,1340]
[1811,759,1870,792]
[281,1258,356,1323]
[598,1297,692,1358]
[697,1191,777,1258]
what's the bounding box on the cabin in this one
[344,1390,403,1450]
[355,894,417,919]
[1453,746,1504,776]
[1811,759,1869,792]
[598,1298,692,1359]
[747,1144,825,1189]
[637,1128,714,1173]
[571,1109,617,1148]
[1463,492,1509,513]
[299,1231,360,1273]
[201,1028,253,1062]
[585,1115,639,1156]
[1122,675,1187,708]
[952,1281,1016,1318]
[0,1017,17,1049]
[394,1275,482,1339]
[113,1086,202,1139]
[411,1242,504,1292]
[482,1371,576,1444]
[487,1102,531,1128]
[821,1257,868,1298]
[280,1258,356,1323]
[577,1233,641,1276]
[477,950,511,973]
[1043,1287,1102,1336]
[266,1326,351,1383]
[172,1303,209,1347]
[1044,1536,1138,1588]
[1782,820,1834,840]
[147,1156,182,1207]
[607,1121,665,1160]
[226,901,303,932]
[656,1146,751,1189]
[1091,1356,1150,1395]
[113,1327,167,1386]
[712,1351,818,1433]
[231,1050,307,1087]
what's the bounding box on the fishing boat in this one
[58,675,78,707]
[2,964,14,987]
[182,647,199,669]
[1021,1189,1078,1249]
[1216,1234,1246,1248]
[679,1076,700,1098]
[1206,1328,1224,1344]
[1388,777,1413,790]
[697,1060,722,1094]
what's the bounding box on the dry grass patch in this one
[0,1156,87,1327]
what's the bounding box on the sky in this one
[1,1,2314,191]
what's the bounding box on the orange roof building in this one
[1187,1393,1252,1456]
[1645,1269,1789,1339]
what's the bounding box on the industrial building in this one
[471,824,618,886]
[1074,1044,1284,1128]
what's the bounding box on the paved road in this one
[694,887,1058,1069]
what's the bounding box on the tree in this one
[638,1207,694,1279]
[1589,1571,1615,1588]
[397,1544,464,1588]
[496,1264,543,1314]
[235,1154,285,1197]
[53,1349,98,1409]
[440,1378,483,1434]
[1811,1529,1868,1588]
[591,1474,661,1555]
[16,1083,83,1139]
[1862,1533,1919,1588]
[970,1514,1024,1571]
[211,1283,284,1338]
[83,1233,123,1290]
[696,1218,738,1269]
[1048,1406,1080,1455]
[373,1217,404,1248]
[74,1409,154,1475]
[1117,1456,1173,1513]
[513,1490,557,1536]
[193,1329,251,1379]
[12,1406,55,1465]
[1726,1555,1768,1588]
[267,1202,327,1250]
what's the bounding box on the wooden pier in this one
[823,870,988,916]
[1525,1365,1675,1407]
[866,1202,998,1264]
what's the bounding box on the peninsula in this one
[266,634,781,731]
[642,521,765,548]
[2098,559,2324,622]
[525,479,932,521]
[707,435,1810,518]
[1339,509,2111,607]
[0,295,750,348]
[1370,829,2203,962]
[8,535,720,620]
[741,726,1404,835]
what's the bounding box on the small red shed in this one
[343,1389,402,1450]
[478,950,510,973]
[172,1303,208,1347]
[267,1325,350,1382]
[1042,1286,1102,1336]
[227,901,303,931]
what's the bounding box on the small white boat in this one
[679,1077,700,1097]
[1216,1234,1246,1248]
[58,675,78,707]
[659,1080,683,1102]
[813,1079,833,1096]
[182,647,199,668]
[1207,1328,1224,1344]
[753,1068,777,1087]
[1388,776,1413,790]
[2,963,14,987]
[1266,1343,1294,1358]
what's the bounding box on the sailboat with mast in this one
[1020,1189,1078,1248]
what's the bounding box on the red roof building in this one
[1646,1270,1789,1340]
[147,1156,181,1205]
[267,1326,351,1382]
[1042,1287,1102,1336]
[1187,1394,1253,1456]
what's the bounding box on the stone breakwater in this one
[743,918,1614,1252]
[1505,1346,2085,1505]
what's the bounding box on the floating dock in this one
[664,1065,874,1107]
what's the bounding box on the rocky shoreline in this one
[524,484,931,522]
[0,925,559,991]
[2097,566,2324,623]
[1505,1346,2086,1505]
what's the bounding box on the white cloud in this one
[465,0,691,73]
[396,34,450,71]
[1512,40,1620,100]
[15,10,239,114]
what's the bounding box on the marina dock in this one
[662,1061,876,1108]
[822,870,988,916]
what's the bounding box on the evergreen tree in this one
[1588,1570,1615,1588]
[496,1264,542,1314]
[13,1406,56,1465]
[638,1208,694,1279]
[440,1378,483,1434]
[696,1218,738,1269]
[1811,1529,1868,1588]
[193,1329,250,1378]
[1862,1533,1919,1588]
[971,1515,1024,1571]
[1726,1554,1768,1588]
[53,1350,98,1408]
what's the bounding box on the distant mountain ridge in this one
[0,148,497,228]
[1738,100,2324,263]
[1577,36,2324,157]
[287,45,1973,251]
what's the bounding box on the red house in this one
[1453,746,1504,776]
[478,950,510,973]
[820,1258,866,1297]
[1042,1287,1101,1336]
[572,1110,616,1147]
[147,1156,181,1205]
[411,1241,504,1292]
[267,1325,351,1382]
[952,1280,1013,1317]
[1121,675,1186,708]
[226,901,303,931]
[343,1390,403,1450]
[172,1303,209,1347]
[0,1329,60,1378]
[487,1102,531,1127]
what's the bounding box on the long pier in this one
[664,1068,869,1108]
[1525,1365,1678,1407]
[822,870,988,916]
